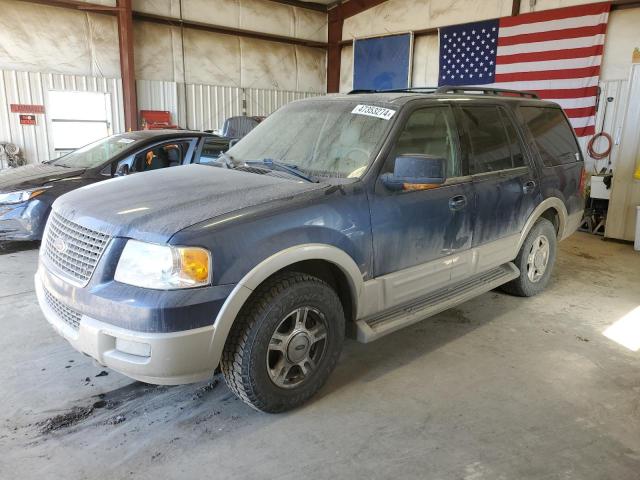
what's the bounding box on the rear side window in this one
[519,106,580,166]
[460,106,524,174]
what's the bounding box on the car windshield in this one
[226,100,397,178]
[51,135,141,168]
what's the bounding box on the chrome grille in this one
[43,288,82,330]
[44,212,111,285]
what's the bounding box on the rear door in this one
[518,106,584,220]
[457,104,540,273]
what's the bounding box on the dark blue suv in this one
[36,87,585,412]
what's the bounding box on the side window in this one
[197,138,228,164]
[461,106,516,174]
[129,140,192,172]
[519,106,580,166]
[387,106,460,178]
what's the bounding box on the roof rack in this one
[434,86,540,99]
[347,87,438,95]
[347,86,539,99]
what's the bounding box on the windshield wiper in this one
[245,159,318,183]
[218,151,238,169]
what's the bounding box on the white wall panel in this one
[135,0,327,42]
[0,0,119,78]
[185,84,243,132]
[245,88,320,117]
[342,0,512,41]
[579,78,630,173]
[339,45,354,93]
[0,70,123,168]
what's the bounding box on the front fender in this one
[208,243,364,369]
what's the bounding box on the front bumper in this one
[36,267,233,385]
[0,199,49,241]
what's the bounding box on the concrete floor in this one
[0,232,638,479]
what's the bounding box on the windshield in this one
[51,135,141,168]
[226,100,396,178]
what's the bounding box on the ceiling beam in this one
[16,0,117,14]
[133,12,328,48]
[265,0,328,12]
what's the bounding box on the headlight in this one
[0,187,50,205]
[114,240,211,289]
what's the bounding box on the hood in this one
[53,164,327,243]
[0,163,86,191]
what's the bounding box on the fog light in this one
[115,338,151,357]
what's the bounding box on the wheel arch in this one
[516,198,568,254]
[209,244,364,367]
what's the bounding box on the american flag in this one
[438,2,611,137]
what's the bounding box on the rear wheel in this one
[221,271,344,412]
[501,218,557,297]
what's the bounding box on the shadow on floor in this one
[0,241,40,255]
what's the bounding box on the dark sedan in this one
[0,130,230,241]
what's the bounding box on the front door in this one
[369,104,474,305]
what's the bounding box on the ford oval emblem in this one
[53,237,67,254]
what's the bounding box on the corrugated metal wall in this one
[0,72,320,168]
[185,84,243,132]
[137,80,321,133]
[0,70,123,167]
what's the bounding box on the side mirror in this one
[381,154,447,191]
[116,163,130,176]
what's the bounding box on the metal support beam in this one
[133,12,328,48]
[511,0,521,16]
[265,0,328,12]
[16,0,117,14]
[117,0,138,131]
[327,7,343,92]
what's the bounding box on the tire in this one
[501,218,557,297]
[221,271,345,413]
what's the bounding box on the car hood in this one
[0,163,86,191]
[53,164,328,243]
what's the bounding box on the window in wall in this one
[49,91,112,154]
[519,106,580,166]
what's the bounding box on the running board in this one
[355,263,520,343]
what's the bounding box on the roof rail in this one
[435,86,540,99]
[347,87,439,94]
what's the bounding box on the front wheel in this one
[501,217,557,297]
[221,272,345,412]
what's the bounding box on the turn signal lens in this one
[178,247,210,284]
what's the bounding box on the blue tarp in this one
[353,33,412,91]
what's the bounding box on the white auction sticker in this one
[352,104,396,120]
[117,138,136,144]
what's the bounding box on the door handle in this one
[449,195,467,211]
[523,180,536,194]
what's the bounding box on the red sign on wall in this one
[11,104,45,114]
[19,114,37,125]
